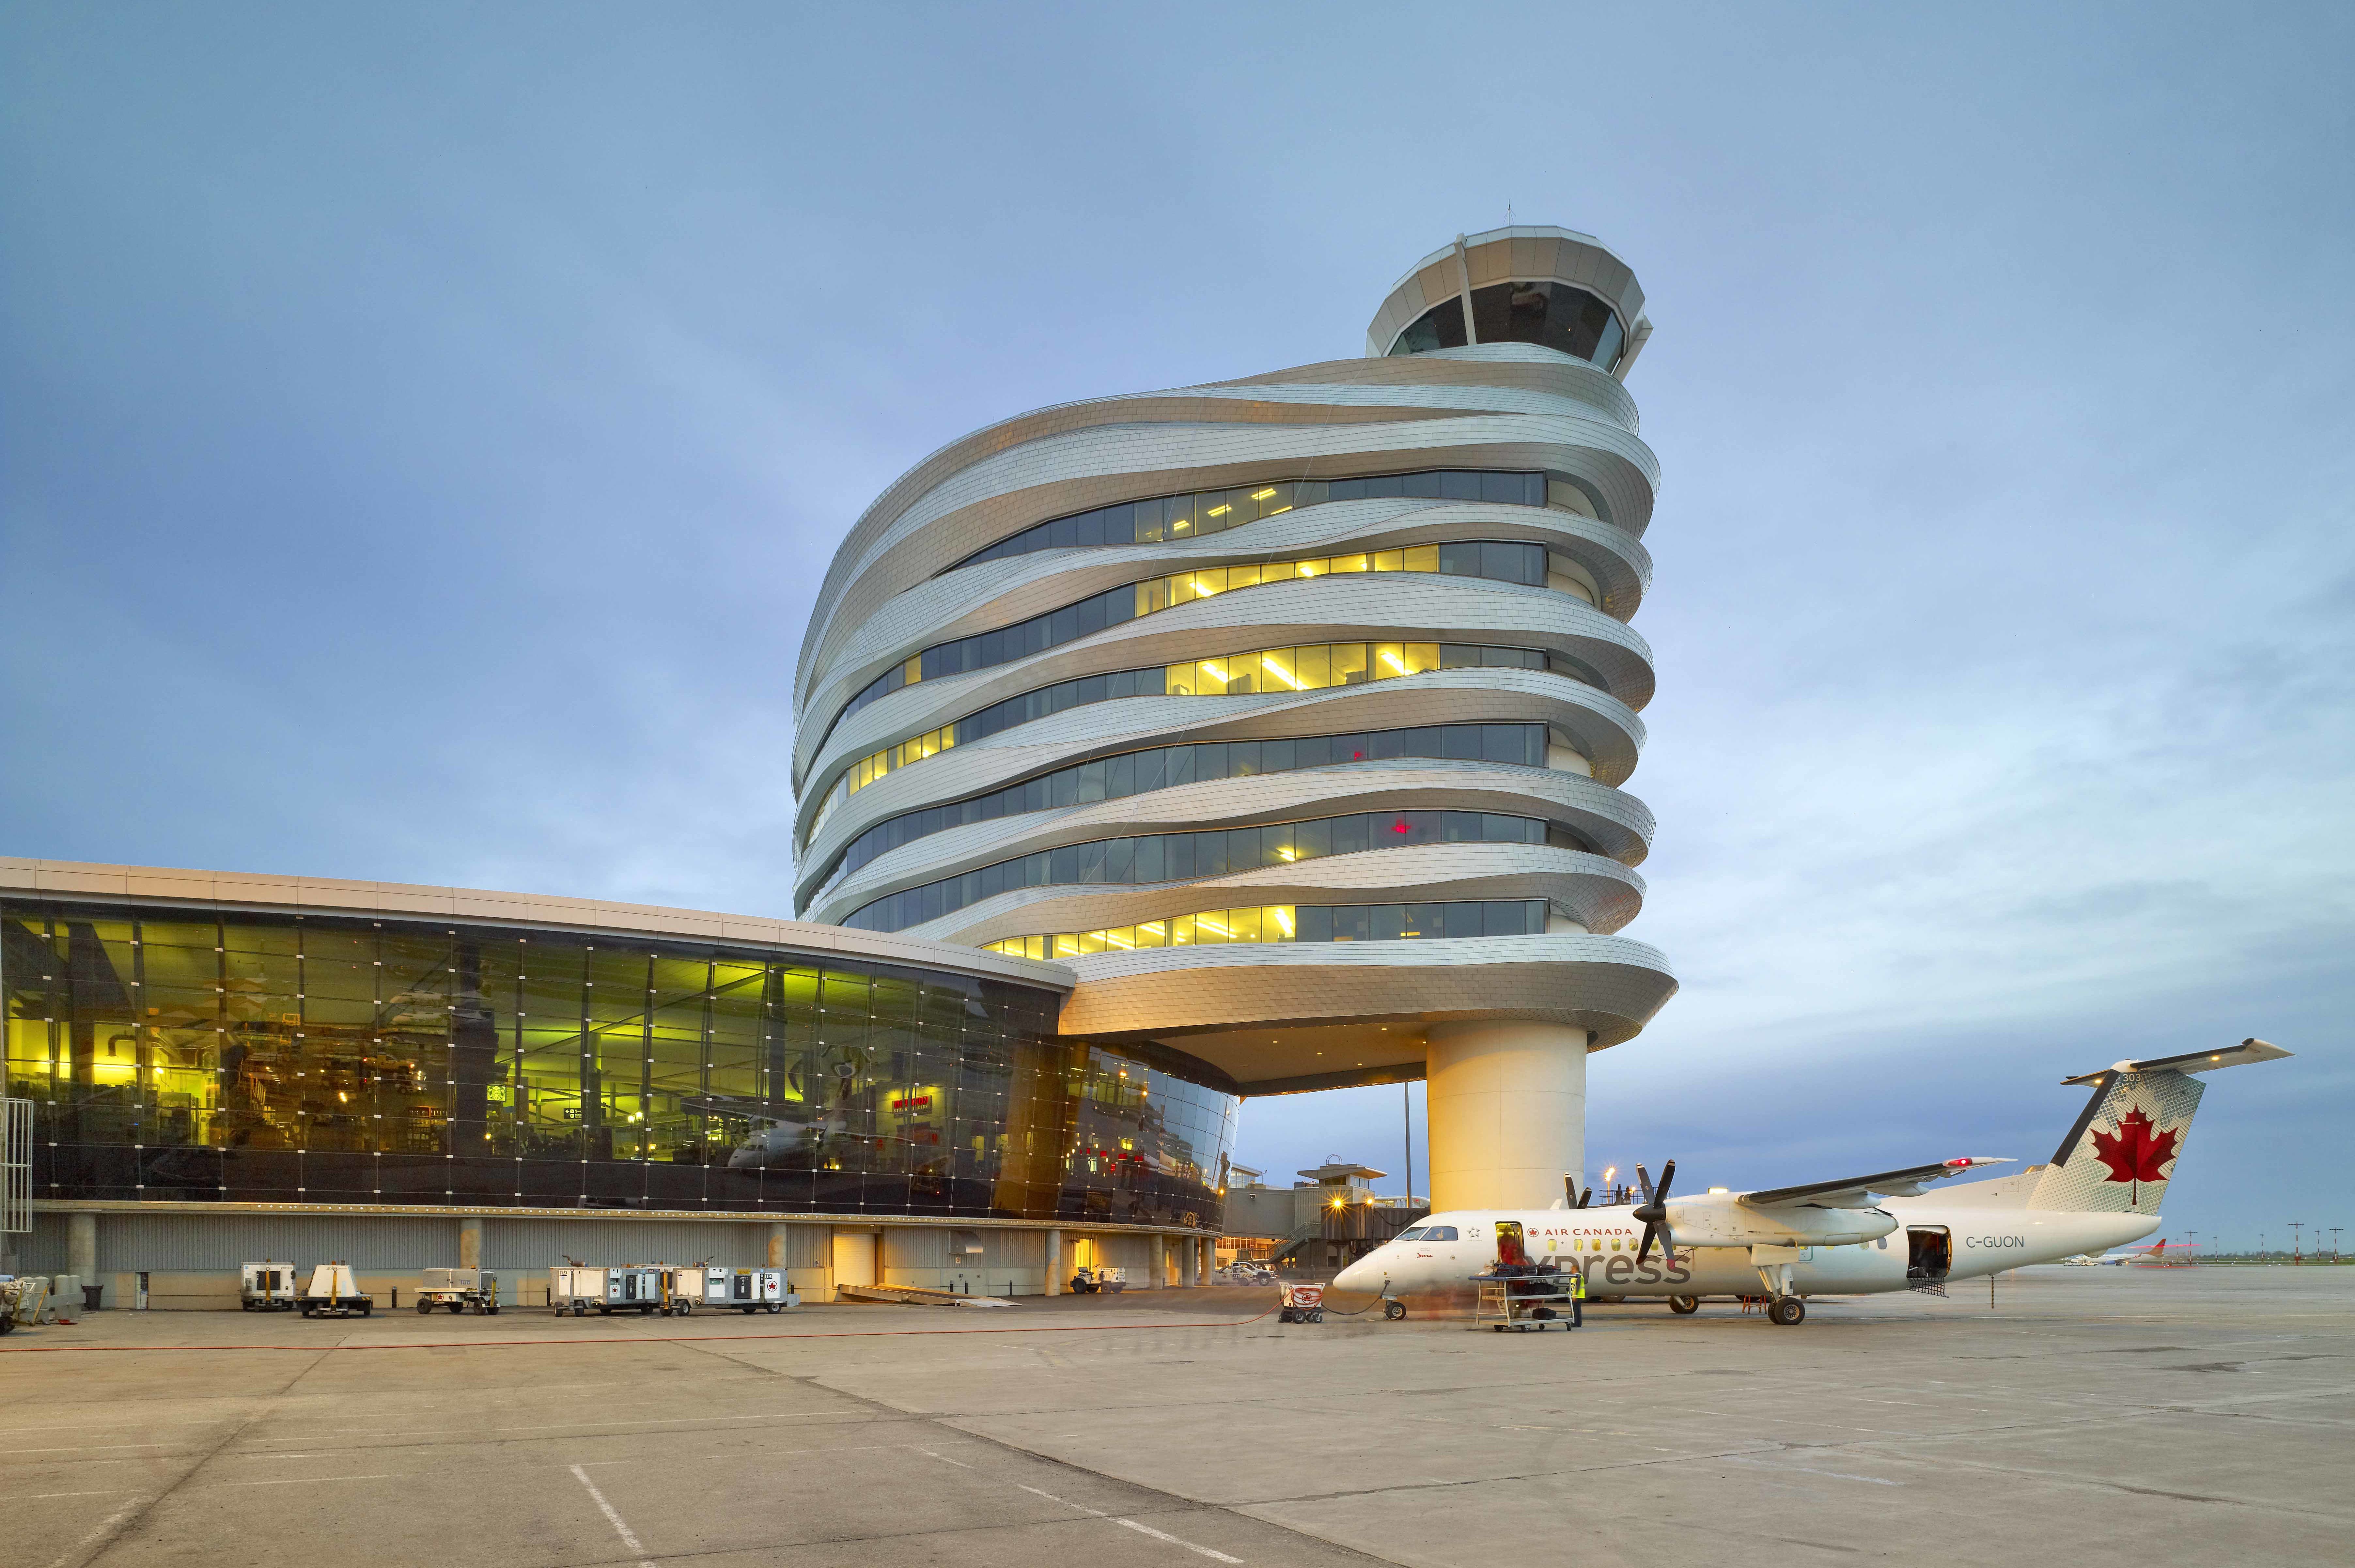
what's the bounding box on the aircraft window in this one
[1421,1226,1458,1241]
[1394,1227,1429,1243]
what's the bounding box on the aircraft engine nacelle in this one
[1663,1194,1899,1249]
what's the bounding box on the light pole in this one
[2332,1227,2343,1262]
[2289,1221,2304,1264]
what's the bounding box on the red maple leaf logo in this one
[2090,1108,2179,1185]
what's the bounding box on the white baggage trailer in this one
[416,1267,501,1315]
[241,1261,300,1312]
[547,1264,678,1316]
[700,1265,798,1313]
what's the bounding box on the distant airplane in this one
[2062,1238,2176,1265]
[1334,1038,2287,1326]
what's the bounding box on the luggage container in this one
[415,1267,501,1315]
[700,1265,798,1313]
[241,1262,299,1312]
[297,1262,373,1317]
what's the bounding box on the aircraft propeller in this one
[1633,1159,1677,1264]
[1564,1177,1593,1209]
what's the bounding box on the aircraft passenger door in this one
[1907,1227,1951,1283]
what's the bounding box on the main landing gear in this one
[1767,1296,1807,1326]
[1667,1295,1700,1315]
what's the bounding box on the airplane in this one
[2062,1238,2175,1266]
[1333,1038,2287,1325]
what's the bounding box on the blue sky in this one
[5,3,2348,1249]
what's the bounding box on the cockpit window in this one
[1394,1226,1429,1243]
[1420,1225,1458,1241]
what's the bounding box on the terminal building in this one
[4,225,1674,1305]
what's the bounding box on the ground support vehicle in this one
[241,1262,300,1312]
[548,1265,608,1315]
[547,1265,682,1316]
[1277,1281,1325,1323]
[297,1262,373,1317]
[1068,1265,1127,1294]
[415,1267,501,1315]
[701,1265,796,1313]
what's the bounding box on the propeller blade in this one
[1635,1163,1656,1207]
[1654,1158,1676,1206]
[1637,1221,1677,1266]
[1576,1187,1592,1209]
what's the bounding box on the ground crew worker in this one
[1568,1264,1586,1328]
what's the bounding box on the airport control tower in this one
[792,227,1674,1212]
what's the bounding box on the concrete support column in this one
[766,1223,789,1269]
[458,1216,483,1270]
[1426,1021,1590,1212]
[68,1211,98,1293]
[1044,1229,1062,1296]
[1180,1236,1197,1287]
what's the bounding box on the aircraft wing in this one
[1741,1157,2013,1209]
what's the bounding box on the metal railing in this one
[3,1098,30,1235]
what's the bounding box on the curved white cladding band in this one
[794,228,1675,1134]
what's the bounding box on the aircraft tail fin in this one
[2026,1039,2288,1214]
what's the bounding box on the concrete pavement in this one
[4,1267,2348,1567]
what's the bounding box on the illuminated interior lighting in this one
[1266,505,1290,515]
[1260,656,1302,690]
[1206,505,1231,517]
[1380,650,1409,674]
[1276,847,1296,861]
[1104,930,1134,950]
[1197,918,1233,937]
[1251,488,1277,500]
[1273,909,1294,936]
[1190,578,1218,596]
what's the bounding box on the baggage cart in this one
[547,1264,674,1316]
[1068,1265,1126,1294]
[701,1265,797,1313]
[297,1262,373,1317]
[1471,1272,1579,1332]
[241,1261,300,1312]
[548,1264,607,1316]
[415,1266,501,1315]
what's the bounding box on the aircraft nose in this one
[1332,1255,1373,1292]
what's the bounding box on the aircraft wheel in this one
[1668,1295,1700,1315]
[1767,1296,1805,1326]
[1383,1300,1408,1321]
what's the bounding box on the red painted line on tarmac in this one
[0,1307,1282,1355]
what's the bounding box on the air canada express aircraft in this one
[1332,1040,2286,1326]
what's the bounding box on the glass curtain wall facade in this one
[2,898,1236,1228]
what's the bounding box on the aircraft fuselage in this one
[1333,1200,2160,1303]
